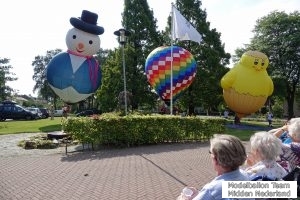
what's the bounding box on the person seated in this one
[245,131,287,180]
[177,134,253,200]
[269,118,300,171]
[269,118,300,144]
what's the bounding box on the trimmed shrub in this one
[63,114,226,148]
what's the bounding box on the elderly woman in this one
[270,117,300,144]
[177,134,252,200]
[245,131,287,180]
[271,118,300,172]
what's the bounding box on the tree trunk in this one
[286,83,296,119]
[287,97,294,119]
[187,87,194,116]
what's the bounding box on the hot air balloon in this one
[220,51,274,118]
[145,46,197,105]
[46,10,104,104]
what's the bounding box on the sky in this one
[1,0,299,97]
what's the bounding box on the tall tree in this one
[243,11,300,118]
[96,49,123,112]
[98,0,230,114]
[0,58,17,101]
[170,0,230,114]
[32,49,62,102]
[121,0,164,110]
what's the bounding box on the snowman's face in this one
[66,28,100,56]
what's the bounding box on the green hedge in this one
[63,114,226,148]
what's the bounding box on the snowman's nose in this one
[78,43,84,50]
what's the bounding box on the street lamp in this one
[114,28,131,115]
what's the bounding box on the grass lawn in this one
[224,127,255,141]
[0,117,63,135]
[224,118,284,141]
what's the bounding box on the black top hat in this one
[70,10,104,35]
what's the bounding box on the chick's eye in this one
[254,59,259,65]
[261,62,265,66]
[72,35,76,39]
[89,40,93,45]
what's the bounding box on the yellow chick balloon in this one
[221,51,274,118]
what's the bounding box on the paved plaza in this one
[0,133,249,200]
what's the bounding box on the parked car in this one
[27,107,43,119]
[0,101,38,121]
[53,110,63,117]
[76,110,94,117]
[76,109,101,117]
[39,108,49,118]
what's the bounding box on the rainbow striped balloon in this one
[145,46,197,104]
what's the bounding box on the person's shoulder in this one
[245,163,264,175]
[221,169,251,181]
[194,180,220,200]
[289,142,300,149]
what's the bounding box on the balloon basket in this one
[223,88,267,117]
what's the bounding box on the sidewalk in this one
[0,133,218,200]
[0,132,82,158]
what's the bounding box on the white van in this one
[27,107,43,118]
[53,110,63,117]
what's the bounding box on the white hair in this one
[288,119,300,140]
[250,131,282,161]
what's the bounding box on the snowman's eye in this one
[72,35,76,39]
[89,40,93,45]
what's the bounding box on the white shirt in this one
[245,160,288,180]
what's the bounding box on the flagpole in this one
[170,3,174,115]
[170,4,202,115]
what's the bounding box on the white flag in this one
[172,6,202,44]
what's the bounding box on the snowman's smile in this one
[76,48,84,53]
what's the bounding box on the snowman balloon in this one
[46,10,104,103]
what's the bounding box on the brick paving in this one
[0,140,220,200]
